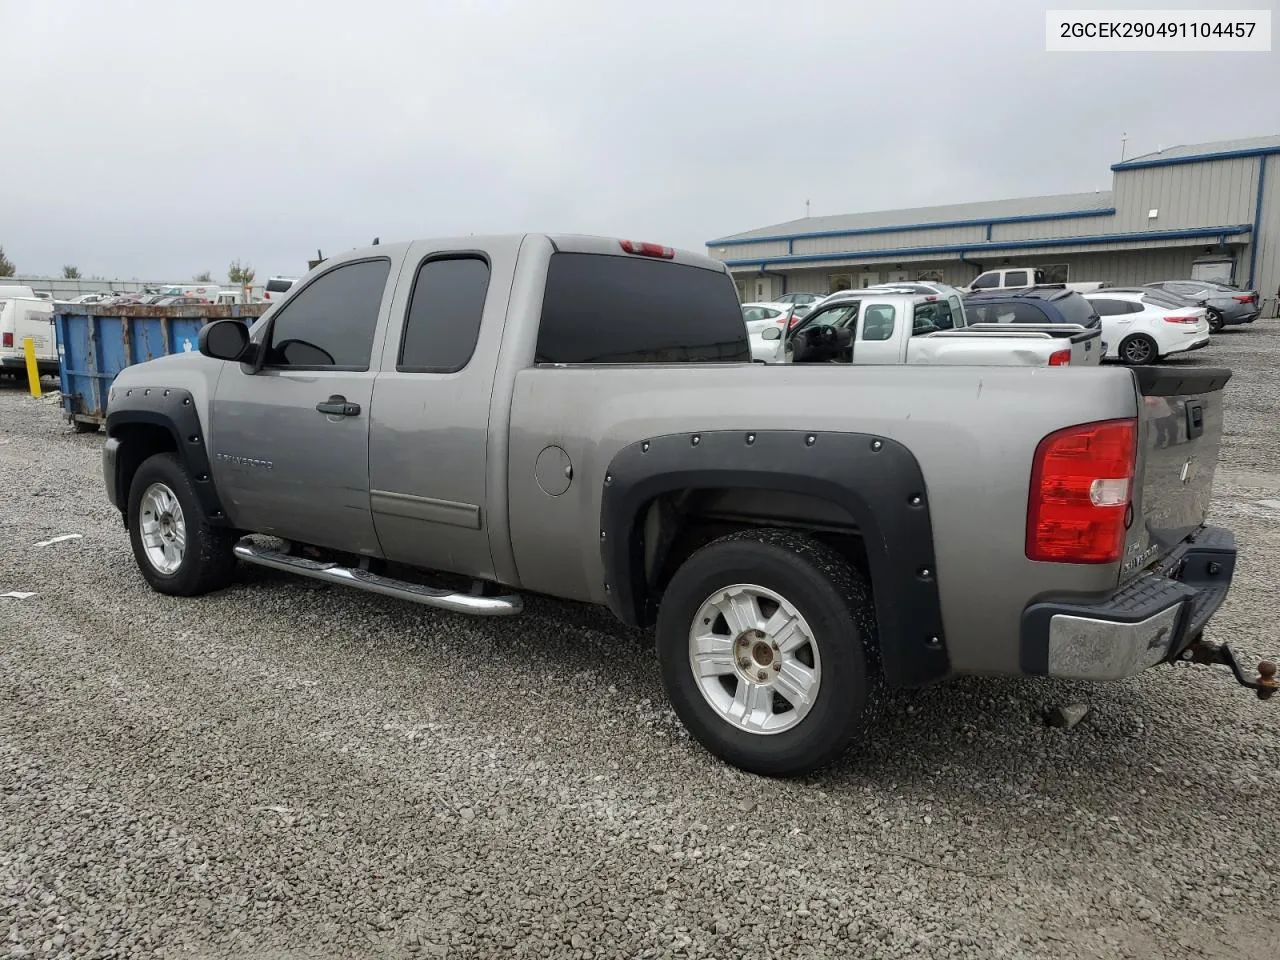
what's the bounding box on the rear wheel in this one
[1207,309,1225,333]
[127,453,237,596]
[656,528,875,777]
[1119,333,1158,365]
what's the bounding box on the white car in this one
[741,302,797,361]
[1082,288,1210,365]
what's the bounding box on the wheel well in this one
[111,422,178,515]
[634,487,873,623]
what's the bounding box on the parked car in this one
[964,286,1103,328]
[962,267,1103,294]
[101,233,1253,777]
[151,296,207,306]
[770,292,824,308]
[1082,288,1210,365]
[0,287,57,378]
[754,291,1100,367]
[1143,279,1261,331]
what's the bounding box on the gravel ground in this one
[2,329,1279,960]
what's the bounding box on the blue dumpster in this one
[54,303,269,428]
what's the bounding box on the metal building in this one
[707,134,1280,310]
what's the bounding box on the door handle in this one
[316,394,361,417]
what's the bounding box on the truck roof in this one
[313,234,730,275]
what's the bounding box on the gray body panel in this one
[505,362,1140,675]
[103,233,1231,685]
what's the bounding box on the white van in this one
[1,290,58,379]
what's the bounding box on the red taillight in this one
[1163,314,1198,324]
[1,332,12,348]
[1047,348,1071,366]
[788,315,801,329]
[1232,294,1255,303]
[1026,418,1136,564]
[619,240,675,259]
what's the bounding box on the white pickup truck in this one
[964,267,1103,294]
[752,292,1103,367]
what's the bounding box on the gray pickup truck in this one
[100,234,1271,777]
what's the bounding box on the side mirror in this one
[198,319,250,361]
[761,325,782,341]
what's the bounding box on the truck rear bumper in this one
[1020,525,1235,681]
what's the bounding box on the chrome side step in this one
[232,538,523,616]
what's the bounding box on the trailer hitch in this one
[1180,639,1278,701]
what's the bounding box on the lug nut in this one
[757,670,768,681]
[772,662,782,671]
[738,637,749,647]
[738,658,750,669]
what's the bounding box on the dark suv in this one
[963,286,1102,329]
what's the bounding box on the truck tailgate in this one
[1123,366,1232,580]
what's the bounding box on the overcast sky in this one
[4,0,1279,282]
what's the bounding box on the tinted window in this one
[971,272,999,289]
[536,253,748,364]
[265,278,293,293]
[1050,292,1101,327]
[1004,270,1029,287]
[913,300,951,332]
[398,256,490,372]
[861,305,895,340]
[264,259,390,369]
[1089,297,1128,316]
[967,302,1047,324]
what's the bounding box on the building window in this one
[829,273,853,293]
[1040,263,1069,284]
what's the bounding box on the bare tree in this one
[0,246,15,277]
[227,259,256,287]
[193,271,214,283]
[62,265,81,279]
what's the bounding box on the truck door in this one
[208,256,397,556]
[366,238,521,581]
[850,299,901,364]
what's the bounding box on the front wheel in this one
[656,529,875,777]
[127,452,237,596]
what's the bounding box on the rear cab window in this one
[536,254,748,364]
[1003,270,1029,287]
[265,278,293,294]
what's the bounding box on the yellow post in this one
[22,336,42,399]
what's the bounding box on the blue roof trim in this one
[721,225,1252,269]
[706,207,1116,247]
[1112,145,1280,171]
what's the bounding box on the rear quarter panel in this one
[506,363,1141,675]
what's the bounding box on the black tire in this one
[127,452,237,596]
[1118,333,1158,366]
[1207,309,1225,333]
[656,528,875,777]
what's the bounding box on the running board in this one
[232,539,523,616]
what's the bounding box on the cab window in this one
[861,305,896,341]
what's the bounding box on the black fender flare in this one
[103,385,230,525]
[598,429,949,689]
